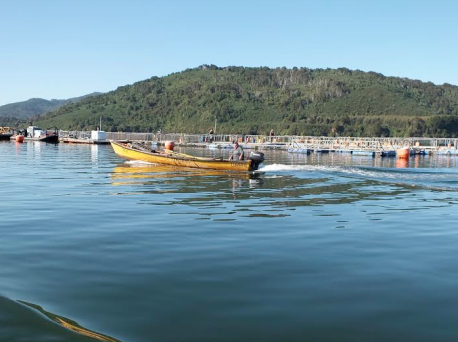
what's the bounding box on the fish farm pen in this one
[59,131,458,155]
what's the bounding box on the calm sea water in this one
[1,141,458,342]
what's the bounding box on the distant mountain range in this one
[8,65,458,137]
[0,93,101,125]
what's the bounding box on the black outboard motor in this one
[249,151,265,171]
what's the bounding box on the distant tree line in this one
[27,65,458,137]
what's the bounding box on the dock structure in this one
[288,136,458,155]
[59,131,458,155]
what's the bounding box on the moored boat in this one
[60,131,110,144]
[0,127,13,140]
[110,141,265,172]
[31,131,59,143]
[25,126,59,143]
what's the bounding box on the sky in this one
[1,0,457,106]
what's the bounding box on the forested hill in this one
[34,66,458,137]
[0,93,101,125]
[0,98,67,120]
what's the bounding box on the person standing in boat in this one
[229,141,244,160]
[208,128,214,143]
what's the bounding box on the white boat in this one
[287,141,309,154]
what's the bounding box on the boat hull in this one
[0,133,13,140]
[61,137,110,144]
[24,135,59,143]
[39,134,59,143]
[111,141,256,171]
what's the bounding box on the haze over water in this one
[1,141,458,342]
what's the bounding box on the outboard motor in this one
[249,151,265,171]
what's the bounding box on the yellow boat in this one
[110,141,265,172]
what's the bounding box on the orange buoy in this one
[15,135,24,143]
[397,147,410,159]
[164,141,175,151]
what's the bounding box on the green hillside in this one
[0,93,101,126]
[33,66,458,137]
[0,98,67,120]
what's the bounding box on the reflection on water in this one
[111,162,232,181]
[3,143,458,342]
[91,145,99,164]
[280,150,458,169]
[396,158,409,168]
[109,161,438,221]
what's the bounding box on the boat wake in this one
[260,163,376,176]
[259,164,458,190]
[260,164,322,172]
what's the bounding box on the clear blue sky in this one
[1,0,457,106]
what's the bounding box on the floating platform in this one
[437,149,458,155]
[334,149,353,153]
[60,137,110,145]
[352,150,375,156]
[380,150,396,157]
[287,148,309,154]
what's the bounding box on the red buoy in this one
[164,141,175,151]
[16,135,24,143]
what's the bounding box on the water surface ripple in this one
[1,141,458,342]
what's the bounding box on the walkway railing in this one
[59,131,458,151]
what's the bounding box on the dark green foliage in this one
[31,66,458,137]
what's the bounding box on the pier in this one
[59,131,458,155]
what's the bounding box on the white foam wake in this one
[260,164,339,173]
[259,164,457,185]
[259,163,395,179]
